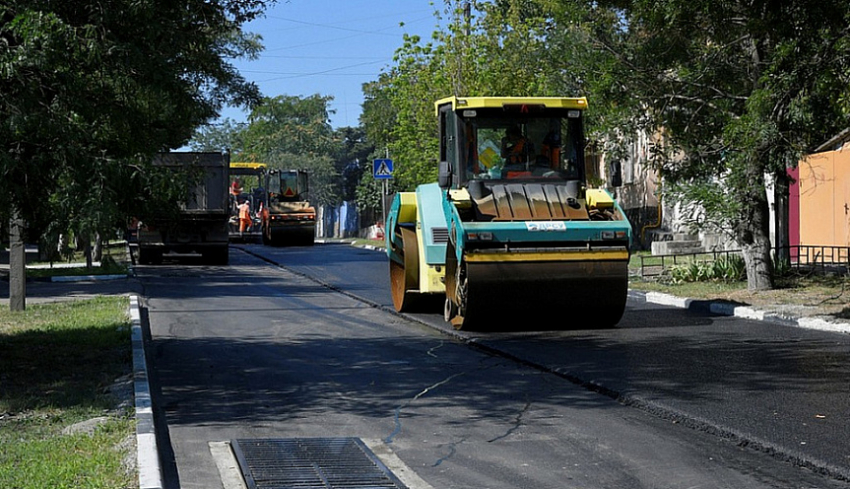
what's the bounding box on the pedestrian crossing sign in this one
[373,158,394,179]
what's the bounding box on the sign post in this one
[373,158,394,227]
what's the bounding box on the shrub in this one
[668,254,745,283]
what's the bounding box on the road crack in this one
[488,398,531,443]
[433,436,467,467]
[385,371,466,444]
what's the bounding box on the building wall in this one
[797,148,850,246]
[591,132,661,249]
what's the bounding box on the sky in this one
[219,0,445,128]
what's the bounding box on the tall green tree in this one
[359,0,565,198]
[229,94,344,206]
[190,118,249,154]
[334,126,374,202]
[1,0,267,307]
[543,0,850,290]
[0,0,266,240]
[239,94,336,161]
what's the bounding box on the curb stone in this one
[52,274,128,282]
[642,290,850,334]
[129,295,163,489]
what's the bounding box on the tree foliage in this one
[0,0,267,245]
[193,94,372,207]
[540,0,850,289]
[238,94,336,162]
[360,0,850,290]
[359,0,569,198]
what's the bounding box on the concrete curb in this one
[52,274,128,282]
[643,291,850,334]
[130,295,163,489]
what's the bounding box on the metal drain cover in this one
[231,438,408,489]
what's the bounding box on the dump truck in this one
[136,152,230,265]
[262,169,316,246]
[385,96,632,329]
[228,162,267,243]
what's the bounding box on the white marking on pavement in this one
[210,441,248,489]
[363,438,435,489]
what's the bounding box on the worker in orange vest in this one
[501,125,530,165]
[238,200,252,233]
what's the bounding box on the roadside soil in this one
[707,286,850,322]
[634,276,850,324]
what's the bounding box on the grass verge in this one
[0,296,135,489]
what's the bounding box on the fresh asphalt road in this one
[139,242,850,489]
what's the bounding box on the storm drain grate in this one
[231,437,408,489]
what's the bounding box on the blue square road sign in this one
[373,158,394,179]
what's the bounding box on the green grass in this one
[0,297,135,489]
[629,275,748,298]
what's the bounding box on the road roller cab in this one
[386,96,632,330]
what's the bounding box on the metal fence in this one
[784,244,850,274]
[637,249,742,278]
[637,244,850,278]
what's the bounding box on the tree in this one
[225,94,346,206]
[191,118,249,154]
[334,126,374,202]
[1,0,267,308]
[359,0,571,195]
[544,0,850,290]
[239,94,336,161]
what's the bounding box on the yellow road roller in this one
[386,96,632,330]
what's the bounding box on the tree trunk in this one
[736,172,775,290]
[77,234,93,269]
[93,233,103,263]
[9,214,26,312]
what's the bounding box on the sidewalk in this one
[0,269,143,305]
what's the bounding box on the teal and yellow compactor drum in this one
[386,96,632,329]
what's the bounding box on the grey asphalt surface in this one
[248,241,850,483]
[138,248,850,489]
[5,243,850,488]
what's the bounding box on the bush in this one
[668,254,745,283]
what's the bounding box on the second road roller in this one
[385,96,632,330]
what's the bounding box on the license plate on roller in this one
[525,221,566,232]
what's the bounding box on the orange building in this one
[790,129,850,263]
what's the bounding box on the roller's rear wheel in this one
[390,227,420,312]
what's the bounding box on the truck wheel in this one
[203,246,229,265]
[137,248,162,265]
[390,227,420,312]
[268,228,284,247]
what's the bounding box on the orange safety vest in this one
[239,203,250,220]
[506,138,527,164]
